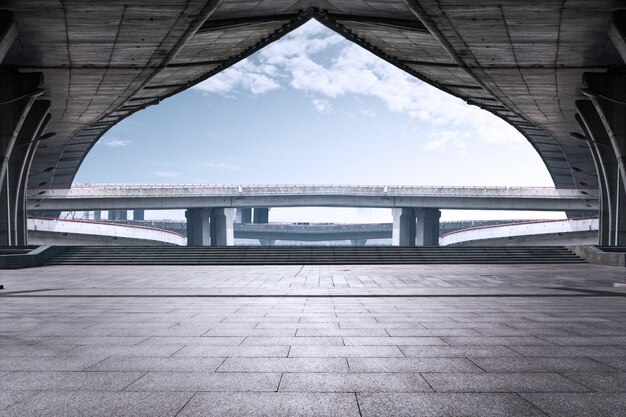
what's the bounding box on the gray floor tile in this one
[125,371,281,392]
[401,345,521,357]
[175,346,289,357]
[218,357,348,373]
[521,393,626,417]
[441,336,551,345]
[296,328,389,337]
[0,392,193,417]
[562,372,626,392]
[470,357,617,373]
[39,337,148,346]
[242,337,343,346]
[0,391,37,411]
[0,371,144,391]
[589,356,626,370]
[0,357,105,372]
[87,357,225,372]
[67,345,184,357]
[542,336,626,345]
[510,345,626,357]
[422,372,589,393]
[289,345,404,358]
[343,337,446,345]
[280,372,432,392]
[177,392,360,417]
[358,393,546,417]
[138,336,244,345]
[348,357,482,372]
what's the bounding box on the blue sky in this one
[75,21,563,223]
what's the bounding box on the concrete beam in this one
[609,11,626,65]
[0,11,17,63]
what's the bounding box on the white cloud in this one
[101,137,131,148]
[153,170,182,177]
[192,20,526,147]
[312,99,332,113]
[203,162,239,171]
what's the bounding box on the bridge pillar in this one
[0,71,44,246]
[253,207,269,223]
[259,239,275,246]
[392,208,416,246]
[209,208,234,246]
[416,208,440,246]
[133,210,144,221]
[94,211,101,221]
[237,208,252,223]
[582,71,626,245]
[351,239,368,246]
[186,208,211,246]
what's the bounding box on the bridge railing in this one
[31,184,598,199]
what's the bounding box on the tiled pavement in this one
[0,263,625,416]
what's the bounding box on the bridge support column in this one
[253,208,269,223]
[0,70,44,246]
[416,208,440,246]
[236,208,252,224]
[209,208,234,246]
[392,208,416,246]
[582,71,626,245]
[94,211,101,221]
[186,208,211,246]
[259,239,275,246]
[133,210,144,221]
[351,239,367,246]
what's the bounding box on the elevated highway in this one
[28,184,598,211]
[27,184,598,247]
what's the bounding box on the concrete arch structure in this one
[1,2,626,245]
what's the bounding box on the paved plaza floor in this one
[1,262,626,416]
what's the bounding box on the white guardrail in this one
[27,217,186,246]
[440,217,599,246]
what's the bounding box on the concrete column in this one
[351,239,368,246]
[576,101,619,245]
[185,208,211,246]
[239,208,252,223]
[415,208,441,246]
[253,207,269,223]
[133,210,144,221]
[392,208,416,246]
[7,100,50,245]
[582,72,626,244]
[210,208,234,246]
[94,211,101,221]
[259,239,276,246]
[0,72,44,245]
[0,173,9,245]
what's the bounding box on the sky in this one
[75,20,564,223]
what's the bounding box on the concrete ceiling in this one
[2,0,623,192]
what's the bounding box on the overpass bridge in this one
[27,184,598,247]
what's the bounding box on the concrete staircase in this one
[46,246,586,265]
